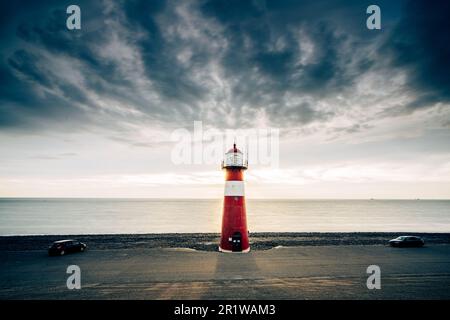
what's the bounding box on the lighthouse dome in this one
[222,143,247,169]
[226,148,242,154]
[226,143,242,154]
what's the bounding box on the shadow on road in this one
[199,251,261,299]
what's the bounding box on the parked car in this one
[389,236,424,247]
[48,240,87,256]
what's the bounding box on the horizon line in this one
[1,197,449,201]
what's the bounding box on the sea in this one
[0,198,449,235]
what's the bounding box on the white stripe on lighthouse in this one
[224,180,245,196]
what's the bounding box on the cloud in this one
[382,0,450,111]
[0,0,449,143]
[28,152,77,160]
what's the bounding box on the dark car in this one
[389,236,424,247]
[48,240,87,256]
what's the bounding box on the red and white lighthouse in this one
[219,143,250,253]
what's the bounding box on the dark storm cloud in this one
[0,0,448,134]
[124,0,208,102]
[383,0,450,111]
[0,1,106,130]
[0,50,86,129]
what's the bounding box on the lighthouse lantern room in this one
[219,143,250,253]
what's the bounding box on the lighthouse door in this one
[231,232,242,252]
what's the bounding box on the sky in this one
[0,0,449,199]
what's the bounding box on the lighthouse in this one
[219,143,250,253]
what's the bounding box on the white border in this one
[219,246,250,253]
[224,180,245,196]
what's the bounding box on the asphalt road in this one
[1,245,450,299]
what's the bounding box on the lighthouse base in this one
[218,246,251,253]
